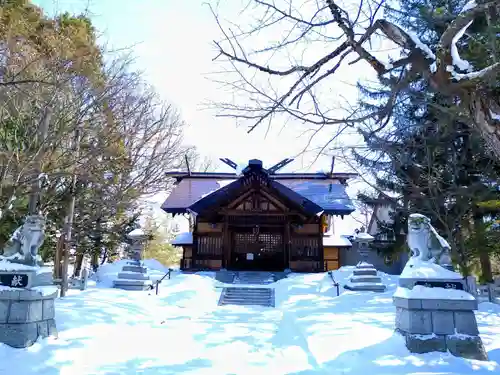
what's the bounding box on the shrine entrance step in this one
[233,272,276,285]
[218,287,275,307]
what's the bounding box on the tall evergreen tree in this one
[354,0,500,279]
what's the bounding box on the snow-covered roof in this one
[323,235,352,247]
[128,228,146,237]
[354,232,374,241]
[171,232,193,245]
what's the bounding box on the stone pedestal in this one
[344,262,387,292]
[393,285,487,360]
[0,263,59,348]
[0,287,58,348]
[113,260,152,291]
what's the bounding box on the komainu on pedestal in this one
[0,215,58,348]
[393,213,487,361]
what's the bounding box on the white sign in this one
[246,253,254,261]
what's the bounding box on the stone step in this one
[233,272,276,285]
[223,292,273,299]
[117,272,150,280]
[115,285,151,291]
[224,289,273,295]
[219,301,274,307]
[222,297,273,304]
[113,279,152,291]
[356,263,375,269]
[122,266,148,273]
[215,272,236,284]
[353,269,378,276]
[350,276,382,283]
[218,287,274,307]
[344,283,387,292]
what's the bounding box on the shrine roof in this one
[161,178,355,216]
[161,159,357,216]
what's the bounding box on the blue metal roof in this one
[187,177,325,216]
[161,178,355,215]
[278,180,355,214]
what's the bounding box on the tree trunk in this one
[91,252,99,272]
[73,253,84,277]
[452,222,470,276]
[100,248,108,265]
[474,216,494,283]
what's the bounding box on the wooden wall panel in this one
[324,246,339,270]
[197,235,223,256]
[194,259,222,269]
[292,224,319,234]
[324,247,339,260]
[197,222,223,233]
[324,260,339,271]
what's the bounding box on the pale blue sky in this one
[33,0,368,171]
[33,0,371,233]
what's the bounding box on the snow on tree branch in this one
[211,0,500,159]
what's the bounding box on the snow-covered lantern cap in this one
[127,228,148,242]
[354,232,375,243]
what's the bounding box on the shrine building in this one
[162,158,356,273]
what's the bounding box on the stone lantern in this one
[354,230,374,264]
[127,228,148,261]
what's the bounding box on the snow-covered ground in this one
[0,263,499,375]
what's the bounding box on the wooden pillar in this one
[318,215,325,272]
[284,216,290,270]
[192,217,198,269]
[223,215,230,268]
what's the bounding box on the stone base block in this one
[344,283,387,292]
[113,279,152,291]
[122,266,147,273]
[446,334,488,361]
[401,331,447,353]
[117,272,150,280]
[396,330,488,361]
[0,288,58,348]
[394,293,487,360]
[0,318,58,348]
[352,269,377,276]
[350,276,382,283]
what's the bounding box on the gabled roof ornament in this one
[219,158,238,170]
[242,159,266,174]
[268,158,294,174]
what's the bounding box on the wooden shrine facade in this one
[163,159,356,272]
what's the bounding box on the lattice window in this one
[257,233,283,253]
[290,237,320,260]
[233,232,283,254]
[197,235,223,256]
[233,232,256,254]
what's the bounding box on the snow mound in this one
[394,285,475,300]
[0,270,498,374]
[401,258,462,279]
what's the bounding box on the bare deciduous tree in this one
[211,0,500,159]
